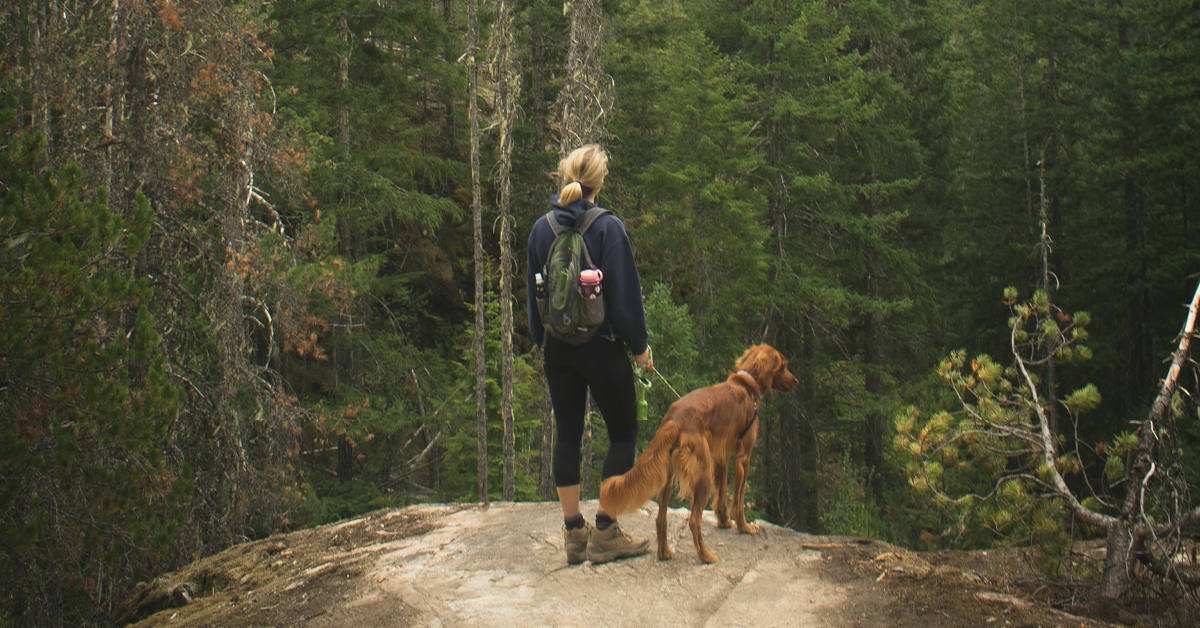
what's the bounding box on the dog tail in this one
[599,420,681,517]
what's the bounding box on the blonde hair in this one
[557,145,609,205]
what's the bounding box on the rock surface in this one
[359,501,844,628]
[125,501,1116,628]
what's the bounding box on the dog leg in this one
[681,435,717,564]
[688,482,717,564]
[656,477,674,560]
[713,460,731,528]
[732,451,759,534]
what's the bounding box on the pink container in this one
[579,269,603,298]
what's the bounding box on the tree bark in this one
[467,0,488,505]
[337,434,355,481]
[530,15,547,151]
[336,11,351,154]
[495,0,518,502]
[559,0,581,157]
[1038,147,1060,436]
[1096,519,1135,599]
[4,2,21,138]
[214,89,256,534]
[864,172,886,511]
[103,0,121,206]
[580,394,595,499]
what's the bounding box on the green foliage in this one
[609,5,769,367]
[642,282,704,422]
[440,287,547,502]
[0,133,184,624]
[819,451,889,540]
[895,289,1096,554]
[1063,384,1101,415]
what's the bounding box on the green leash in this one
[634,362,652,422]
[633,347,683,421]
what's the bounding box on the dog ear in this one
[753,346,781,390]
[735,345,756,371]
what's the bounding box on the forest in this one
[1,0,1199,625]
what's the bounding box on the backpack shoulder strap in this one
[576,207,611,235]
[544,211,564,236]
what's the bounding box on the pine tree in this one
[0,131,183,627]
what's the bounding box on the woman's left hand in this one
[635,347,653,372]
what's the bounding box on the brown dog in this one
[599,344,798,563]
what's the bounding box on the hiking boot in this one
[564,520,592,565]
[587,521,650,564]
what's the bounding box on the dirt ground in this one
[812,541,1121,628]
[115,508,441,628]
[117,503,1154,628]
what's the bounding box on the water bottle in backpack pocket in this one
[538,207,611,344]
[579,269,605,326]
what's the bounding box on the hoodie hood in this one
[548,194,596,228]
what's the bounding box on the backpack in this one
[535,207,611,345]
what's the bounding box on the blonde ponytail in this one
[559,181,584,205]
[557,144,609,204]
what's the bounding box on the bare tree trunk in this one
[103,0,120,199]
[557,0,610,154]
[558,1,579,157]
[492,0,519,502]
[798,317,820,531]
[336,11,351,154]
[1096,518,1135,599]
[529,9,553,502]
[467,0,488,505]
[864,171,886,511]
[4,2,21,137]
[530,16,547,151]
[337,435,355,481]
[580,395,595,499]
[1036,147,1060,436]
[539,359,555,501]
[215,90,255,537]
[125,19,151,193]
[29,0,49,156]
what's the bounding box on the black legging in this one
[543,335,639,487]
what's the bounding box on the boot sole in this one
[587,542,650,564]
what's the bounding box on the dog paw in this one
[717,519,732,529]
[658,546,674,560]
[699,550,718,564]
[738,523,760,534]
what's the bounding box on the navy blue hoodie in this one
[526,195,648,355]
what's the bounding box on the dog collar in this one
[736,370,763,399]
[736,370,761,442]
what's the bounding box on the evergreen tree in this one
[0,131,184,626]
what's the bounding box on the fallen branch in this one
[407,431,443,471]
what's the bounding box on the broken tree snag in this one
[1143,278,1199,429]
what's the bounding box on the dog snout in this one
[776,370,799,392]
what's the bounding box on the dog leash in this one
[633,347,683,400]
[653,369,683,400]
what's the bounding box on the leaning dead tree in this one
[557,0,613,154]
[900,277,1200,600]
[490,0,522,501]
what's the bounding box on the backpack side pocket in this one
[584,294,605,326]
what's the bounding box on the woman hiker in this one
[526,144,654,565]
